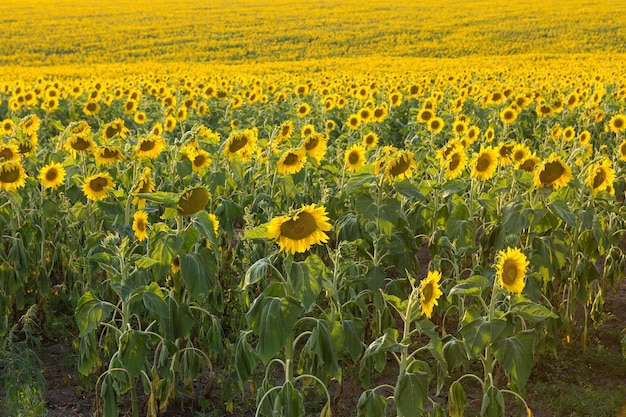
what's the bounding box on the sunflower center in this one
[280,211,318,240]
[430,120,441,130]
[283,152,300,166]
[539,160,565,184]
[89,177,109,192]
[194,154,207,166]
[476,153,492,172]
[449,153,461,171]
[45,168,59,182]
[0,148,14,160]
[501,260,518,286]
[422,282,434,302]
[0,167,20,183]
[592,168,606,189]
[305,136,319,151]
[389,155,411,177]
[72,136,91,150]
[519,159,536,172]
[105,125,119,139]
[140,140,156,151]
[135,218,146,231]
[348,151,360,165]
[228,134,248,153]
[102,148,120,158]
[499,145,513,157]
[614,118,624,129]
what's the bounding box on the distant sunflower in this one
[452,119,468,137]
[301,124,315,138]
[124,99,138,114]
[1,119,14,136]
[38,162,64,189]
[618,139,626,162]
[325,119,336,132]
[384,150,417,183]
[94,146,124,166]
[497,142,516,166]
[0,144,20,162]
[132,210,149,241]
[586,158,615,197]
[436,139,463,166]
[362,132,379,149]
[533,154,572,189]
[510,144,531,165]
[134,111,147,125]
[607,114,626,133]
[205,213,220,248]
[0,160,27,190]
[82,172,114,201]
[277,148,305,175]
[562,126,576,142]
[466,125,480,144]
[347,114,361,130]
[224,128,258,161]
[443,147,467,180]
[372,105,388,122]
[358,107,372,123]
[83,101,100,116]
[132,168,154,209]
[500,107,518,125]
[18,114,40,136]
[301,132,328,162]
[345,144,366,173]
[102,119,128,141]
[296,103,311,117]
[495,247,529,294]
[485,127,495,142]
[579,130,591,145]
[190,149,212,174]
[65,135,96,155]
[419,270,443,319]
[164,115,177,132]
[417,108,434,124]
[428,117,445,134]
[277,121,294,142]
[516,154,541,173]
[135,136,166,159]
[266,203,332,254]
[470,146,499,180]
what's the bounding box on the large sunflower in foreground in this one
[266,204,332,254]
[586,158,615,197]
[383,150,417,183]
[0,160,27,191]
[82,173,114,201]
[39,162,65,189]
[533,154,572,189]
[470,146,499,180]
[419,270,443,319]
[495,247,529,294]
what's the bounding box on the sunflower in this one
[190,149,212,174]
[1,119,15,136]
[345,144,366,173]
[277,148,305,175]
[0,144,20,162]
[470,146,499,180]
[65,134,96,155]
[132,210,149,241]
[94,146,124,166]
[83,101,100,116]
[606,114,626,133]
[497,142,516,166]
[372,105,388,122]
[358,107,372,123]
[277,120,294,142]
[135,135,166,159]
[384,150,417,183]
[347,114,361,130]
[485,127,495,142]
[82,173,114,201]
[296,103,311,118]
[39,162,65,189]
[466,125,480,144]
[301,132,328,162]
[586,158,615,197]
[0,160,27,190]
[164,115,177,132]
[436,139,463,166]
[171,256,181,274]
[266,203,332,254]
[419,270,443,319]
[205,213,220,248]
[516,154,541,173]
[495,247,529,294]
[134,111,147,125]
[151,123,164,136]
[301,124,315,138]
[325,119,336,132]
[578,130,591,145]
[510,144,531,165]
[18,114,41,136]
[177,187,209,215]
[428,117,445,134]
[102,119,129,141]
[132,168,154,209]
[362,132,379,149]
[618,139,626,162]
[443,147,467,180]
[224,128,258,161]
[452,119,468,137]
[500,107,518,125]
[533,155,572,189]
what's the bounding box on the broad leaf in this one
[395,371,429,417]
[76,291,112,337]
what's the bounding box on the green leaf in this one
[135,191,178,206]
[480,385,505,417]
[441,179,467,198]
[492,330,536,392]
[244,222,269,239]
[101,374,120,417]
[394,179,426,200]
[459,317,507,358]
[160,296,195,340]
[273,381,305,417]
[179,251,215,299]
[549,200,576,228]
[151,231,182,266]
[395,371,429,417]
[343,320,364,362]
[442,336,467,373]
[75,291,113,337]
[243,257,271,288]
[357,389,387,417]
[235,334,260,383]
[502,201,529,235]
[510,297,558,322]
[245,294,302,364]
[78,331,99,376]
[346,172,377,194]
[118,330,149,377]
[298,320,342,382]
[289,255,324,311]
[449,275,490,297]
[142,282,167,317]
[449,380,467,417]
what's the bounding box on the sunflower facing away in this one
[419,270,443,319]
[586,158,615,197]
[277,148,305,175]
[266,203,332,254]
[533,154,572,189]
[39,162,66,189]
[132,210,149,241]
[0,160,27,191]
[177,187,209,215]
[470,146,499,180]
[495,247,529,294]
[344,144,366,173]
[82,173,114,201]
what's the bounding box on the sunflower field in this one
[2,0,626,416]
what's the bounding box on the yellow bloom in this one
[224,128,258,162]
[419,270,443,319]
[190,148,212,174]
[135,136,166,159]
[606,114,626,133]
[533,154,572,189]
[495,247,529,294]
[0,144,21,162]
[443,147,467,180]
[266,204,332,254]
[344,144,366,173]
[94,146,124,166]
[384,150,417,183]
[82,173,114,201]
[39,162,66,189]
[133,168,154,209]
[277,148,305,175]
[362,132,379,149]
[301,132,328,162]
[0,160,27,191]
[132,210,149,241]
[470,146,499,181]
[586,158,615,197]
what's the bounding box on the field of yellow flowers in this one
[1,0,626,416]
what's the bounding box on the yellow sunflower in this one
[301,123,315,138]
[65,134,96,156]
[443,147,467,180]
[516,154,541,173]
[606,114,626,133]
[417,108,434,124]
[83,101,100,116]
[470,146,499,181]
[190,149,212,174]
[345,144,366,173]
[135,136,166,159]
[132,168,154,209]
[1,119,15,136]
[266,203,332,254]
[500,107,518,125]
[384,150,417,183]
[83,173,114,201]
[177,187,209,215]
[495,247,529,294]
[94,146,124,166]
[224,128,258,162]
[205,213,220,249]
[586,158,615,197]
[510,144,531,165]
[18,114,41,136]
[39,162,66,189]
[277,120,294,143]
[0,160,27,191]
[277,148,305,175]
[419,270,443,319]
[301,132,328,162]
[428,117,445,134]
[102,118,128,141]
[132,210,149,241]
[617,139,626,162]
[497,142,516,166]
[362,132,379,149]
[296,103,311,118]
[0,144,20,162]
[347,114,362,130]
[533,154,572,189]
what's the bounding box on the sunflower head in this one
[495,247,529,294]
[266,203,332,254]
[132,210,149,241]
[82,173,115,201]
[471,146,499,181]
[586,158,615,197]
[345,144,366,173]
[39,162,66,189]
[419,270,443,319]
[384,150,417,183]
[177,187,209,216]
[277,148,305,175]
[0,160,27,190]
[533,155,572,189]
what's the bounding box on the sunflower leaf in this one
[492,330,536,392]
[395,371,430,417]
